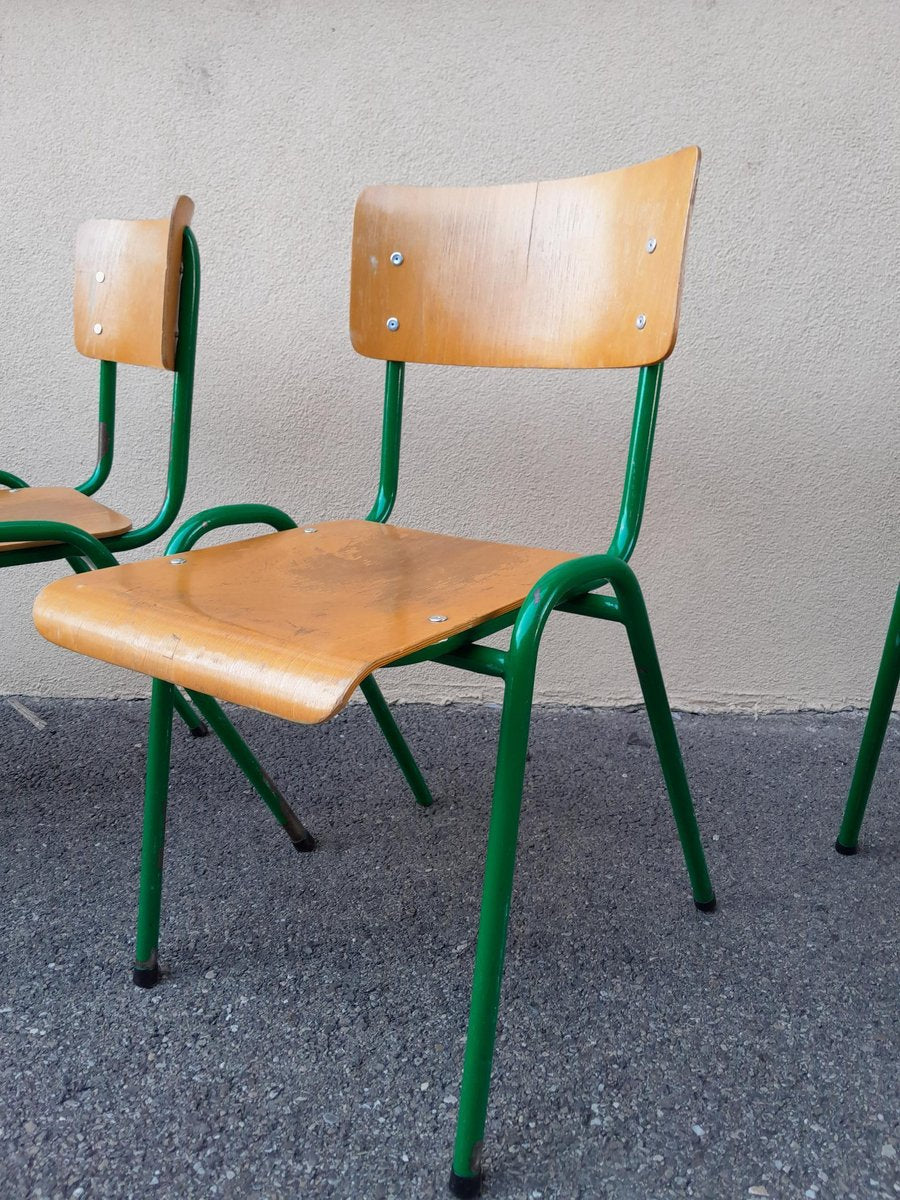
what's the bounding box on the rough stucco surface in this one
[0,0,897,710]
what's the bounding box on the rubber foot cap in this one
[292,831,317,853]
[190,724,209,738]
[133,962,160,989]
[694,896,717,913]
[834,839,858,856]
[448,1170,483,1198]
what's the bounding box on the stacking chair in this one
[33,146,716,1195]
[0,197,315,842]
[835,583,899,854]
[0,196,207,735]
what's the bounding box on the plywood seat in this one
[0,486,131,551]
[34,519,576,724]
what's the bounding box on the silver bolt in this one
[386,317,399,331]
[169,557,186,565]
[93,323,103,334]
[303,527,317,534]
[635,314,647,330]
[646,238,657,254]
[428,614,448,623]
[95,270,105,282]
[390,251,404,266]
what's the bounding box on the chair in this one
[1,196,319,848]
[0,196,209,735]
[835,583,899,854]
[33,147,716,1196]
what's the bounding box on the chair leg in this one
[133,679,175,988]
[171,688,209,738]
[185,689,315,852]
[620,587,716,911]
[360,673,434,807]
[836,584,900,854]
[450,665,535,1197]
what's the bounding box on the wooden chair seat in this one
[34,519,576,723]
[0,487,131,551]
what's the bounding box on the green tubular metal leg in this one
[185,689,315,851]
[835,583,900,855]
[134,679,176,988]
[359,674,434,807]
[448,553,715,1196]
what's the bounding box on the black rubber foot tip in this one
[133,961,160,989]
[292,831,317,853]
[834,839,858,856]
[448,1170,483,1198]
[694,896,717,913]
[190,724,209,738]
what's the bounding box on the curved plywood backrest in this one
[73,195,194,370]
[350,148,699,369]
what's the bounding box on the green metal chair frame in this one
[30,152,717,1196]
[835,583,900,854]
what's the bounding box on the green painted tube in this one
[0,469,29,489]
[837,584,900,852]
[77,360,117,495]
[185,690,314,849]
[166,503,297,554]
[360,674,434,807]
[367,361,404,523]
[0,521,117,569]
[608,362,663,562]
[450,550,716,1187]
[133,679,175,986]
[109,227,200,552]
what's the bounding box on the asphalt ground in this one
[1,698,897,1200]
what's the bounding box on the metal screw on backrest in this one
[93,323,103,334]
[646,238,657,254]
[386,317,399,331]
[95,271,105,282]
[169,557,186,565]
[428,614,448,623]
[303,527,317,534]
[390,252,404,266]
[635,314,647,330]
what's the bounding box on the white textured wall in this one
[0,0,897,711]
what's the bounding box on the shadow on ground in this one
[0,699,897,1199]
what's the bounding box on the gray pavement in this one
[0,698,897,1200]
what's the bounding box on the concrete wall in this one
[1,0,897,711]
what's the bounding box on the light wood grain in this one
[350,147,699,369]
[73,195,194,370]
[0,486,131,550]
[34,520,576,723]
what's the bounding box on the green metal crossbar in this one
[835,583,900,854]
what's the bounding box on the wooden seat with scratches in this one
[31,146,717,1197]
[34,518,577,723]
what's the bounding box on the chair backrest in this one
[73,195,194,370]
[350,147,699,370]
